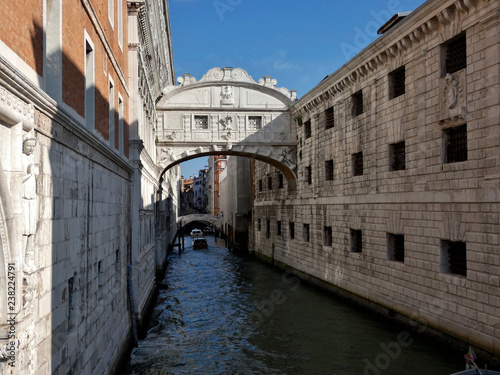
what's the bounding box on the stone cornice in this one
[292,0,485,118]
[80,0,131,96]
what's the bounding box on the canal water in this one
[125,236,466,375]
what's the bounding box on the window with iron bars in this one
[350,229,362,253]
[441,240,467,277]
[325,106,334,129]
[304,119,312,139]
[387,233,405,262]
[444,124,467,163]
[303,224,310,242]
[352,152,363,176]
[389,141,405,171]
[194,115,209,129]
[266,219,270,238]
[248,116,262,130]
[324,226,332,246]
[445,33,466,75]
[257,219,261,231]
[389,66,405,99]
[277,172,284,189]
[325,160,334,181]
[289,222,295,240]
[352,90,363,116]
[306,165,312,184]
[268,176,272,190]
[277,221,282,236]
[258,179,263,192]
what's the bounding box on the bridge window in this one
[257,219,261,231]
[352,90,364,117]
[387,233,405,262]
[325,160,334,181]
[194,115,209,130]
[350,229,362,253]
[248,116,262,130]
[266,219,270,238]
[67,277,77,331]
[325,106,334,129]
[289,222,295,239]
[324,226,332,246]
[303,224,310,242]
[440,240,467,277]
[258,179,263,192]
[389,141,405,171]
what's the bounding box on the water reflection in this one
[126,237,463,374]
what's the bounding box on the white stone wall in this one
[254,0,500,357]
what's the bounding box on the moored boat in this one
[193,237,208,249]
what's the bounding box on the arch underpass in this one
[177,214,222,228]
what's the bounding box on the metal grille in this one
[446,124,467,163]
[306,166,312,184]
[325,160,334,181]
[353,152,363,176]
[351,229,362,253]
[446,34,466,74]
[325,106,334,129]
[268,176,273,190]
[391,141,406,171]
[447,241,467,276]
[257,219,261,231]
[389,234,405,262]
[194,115,208,129]
[304,119,312,138]
[248,116,262,130]
[277,221,282,236]
[324,226,332,246]
[303,224,310,242]
[353,91,363,116]
[258,179,263,192]
[289,222,295,239]
[391,67,406,98]
[266,219,270,238]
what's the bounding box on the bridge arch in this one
[177,214,222,228]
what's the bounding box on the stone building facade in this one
[0,0,177,374]
[253,0,500,358]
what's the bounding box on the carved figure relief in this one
[221,85,234,105]
[220,116,233,131]
[443,73,463,110]
[22,133,38,274]
[158,147,175,166]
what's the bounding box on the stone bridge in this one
[155,67,298,184]
[177,214,222,228]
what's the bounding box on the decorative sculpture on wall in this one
[443,73,463,110]
[221,85,234,105]
[22,133,38,274]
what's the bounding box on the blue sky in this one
[169,0,427,177]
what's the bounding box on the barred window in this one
[277,221,282,236]
[268,176,273,190]
[289,222,295,240]
[445,34,466,74]
[303,224,310,242]
[352,152,363,176]
[278,172,284,189]
[325,106,334,129]
[194,115,209,129]
[324,226,332,247]
[266,219,270,238]
[325,160,334,181]
[390,141,405,171]
[248,116,262,130]
[306,165,312,184]
[350,229,362,253]
[352,90,363,116]
[441,240,467,277]
[389,66,405,99]
[387,233,405,262]
[304,119,312,139]
[444,124,467,163]
[258,179,263,192]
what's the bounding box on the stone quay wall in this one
[253,0,500,358]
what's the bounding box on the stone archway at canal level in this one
[155,67,298,187]
[177,214,222,228]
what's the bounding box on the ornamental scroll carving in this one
[440,70,466,123]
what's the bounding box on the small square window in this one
[440,240,467,277]
[268,176,273,190]
[303,224,310,242]
[389,66,405,99]
[278,172,284,189]
[324,226,332,246]
[304,119,312,139]
[352,90,363,116]
[444,124,467,163]
[350,229,362,253]
[194,115,209,130]
[289,222,295,240]
[306,166,312,185]
[325,160,334,181]
[352,152,363,176]
[445,33,466,75]
[387,233,405,262]
[389,141,405,171]
[325,106,334,129]
[248,116,262,130]
[277,221,282,236]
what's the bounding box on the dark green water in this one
[125,237,466,375]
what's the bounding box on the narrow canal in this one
[125,236,466,375]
